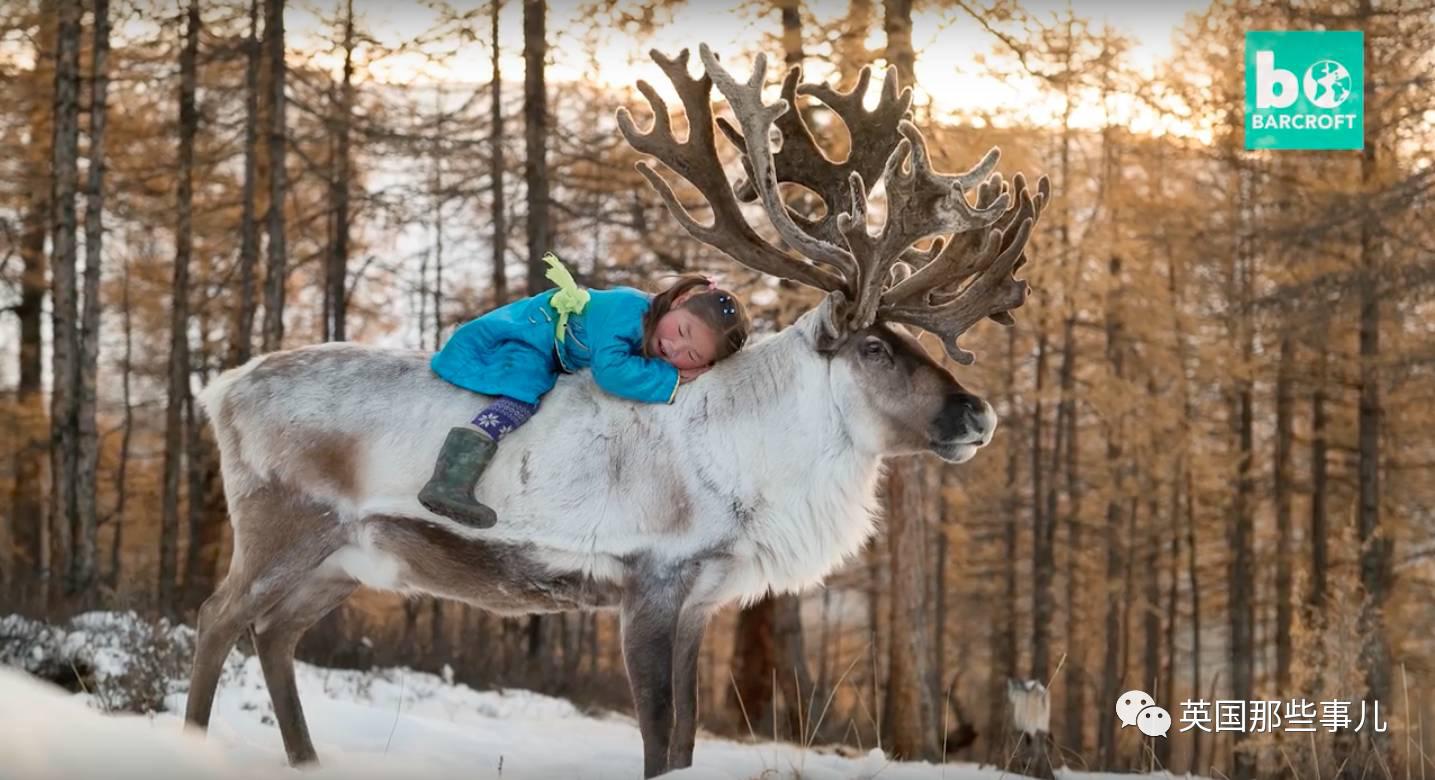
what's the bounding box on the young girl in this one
[420,254,751,528]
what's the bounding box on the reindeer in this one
[184,45,1048,778]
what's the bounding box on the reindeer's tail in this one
[196,356,263,420]
[195,355,269,488]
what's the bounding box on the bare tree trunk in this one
[48,0,83,608]
[182,314,224,613]
[1354,25,1390,721]
[1058,315,1084,754]
[1141,471,1161,713]
[881,0,914,87]
[774,593,814,739]
[835,0,873,83]
[72,0,111,603]
[1159,475,1179,769]
[161,0,200,612]
[1273,334,1294,691]
[778,0,803,69]
[489,0,508,305]
[230,0,261,366]
[1030,324,1052,681]
[522,0,548,295]
[1309,323,1329,611]
[1229,162,1256,780]
[880,0,934,759]
[1096,256,1125,768]
[987,327,1020,762]
[729,594,777,734]
[183,399,224,611]
[107,252,134,591]
[260,0,288,352]
[326,0,354,342]
[885,460,938,760]
[933,521,948,717]
[430,600,447,665]
[11,51,52,609]
[432,86,445,349]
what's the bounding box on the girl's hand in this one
[678,365,709,385]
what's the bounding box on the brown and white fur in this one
[184,298,997,777]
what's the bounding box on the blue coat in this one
[431,287,680,406]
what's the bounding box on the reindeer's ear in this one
[814,290,849,353]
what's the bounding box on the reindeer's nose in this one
[933,393,997,445]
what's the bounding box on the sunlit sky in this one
[290,0,1207,138]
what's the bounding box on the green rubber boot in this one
[418,427,499,528]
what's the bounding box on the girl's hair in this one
[642,274,751,363]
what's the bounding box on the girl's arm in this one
[591,341,680,404]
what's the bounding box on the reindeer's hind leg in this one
[251,575,358,766]
[186,571,267,730]
[184,481,348,734]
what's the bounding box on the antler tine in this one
[617,48,845,292]
[881,215,1034,365]
[698,44,859,283]
[716,61,913,282]
[883,171,1028,306]
[843,124,1009,330]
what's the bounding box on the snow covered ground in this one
[0,612,1185,780]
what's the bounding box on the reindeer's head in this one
[618,45,1049,464]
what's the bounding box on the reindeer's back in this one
[197,342,698,555]
[199,344,481,503]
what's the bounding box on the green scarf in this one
[543,252,590,344]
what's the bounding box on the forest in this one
[1,0,1432,777]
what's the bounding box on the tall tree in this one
[777,0,802,69]
[1273,333,1294,691]
[833,0,874,83]
[10,8,56,611]
[880,0,936,760]
[1227,140,1257,780]
[47,0,83,605]
[489,0,508,305]
[160,0,200,609]
[1309,319,1329,611]
[1095,253,1126,768]
[230,0,261,367]
[325,0,354,342]
[522,0,548,294]
[261,0,289,351]
[1353,0,1391,730]
[73,0,111,599]
[520,0,550,663]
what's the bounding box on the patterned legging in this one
[471,397,539,441]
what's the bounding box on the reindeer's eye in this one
[861,337,892,364]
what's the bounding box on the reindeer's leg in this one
[186,574,264,730]
[620,589,681,779]
[668,611,709,770]
[252,576,358,767]
[185,481,348,735]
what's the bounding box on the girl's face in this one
[649,306,719,370]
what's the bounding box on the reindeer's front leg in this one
[620,586,681,778]
[668,611,708,770]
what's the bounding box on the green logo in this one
[1245,31,1363,150]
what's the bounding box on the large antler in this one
[619,45,1050,364]
[717,62,912,269]
[881,171,1051,363]
[616,49,845,292]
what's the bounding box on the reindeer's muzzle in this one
[929,392,997,463]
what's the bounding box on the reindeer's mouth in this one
[931,441,981,463]
[929,430,991,464]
